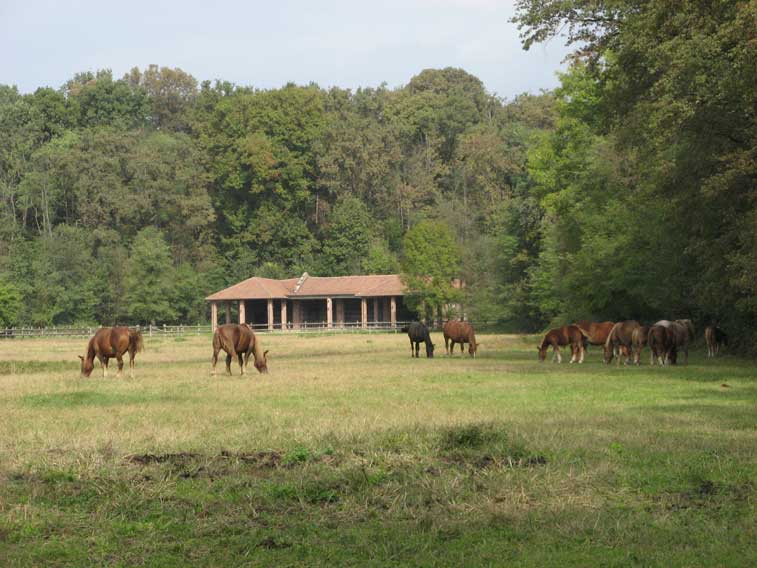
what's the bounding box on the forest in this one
[0,1,754,345]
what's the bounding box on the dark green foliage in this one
[0,277,21,326]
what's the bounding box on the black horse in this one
[403,322,435,358]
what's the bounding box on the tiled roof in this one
[206,273,405,301]
[205,277,298,301]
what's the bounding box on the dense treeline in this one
[0,65,554,327]
[1,1,754,348]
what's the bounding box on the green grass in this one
[0,333,754,566]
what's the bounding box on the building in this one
[205,272,414,331]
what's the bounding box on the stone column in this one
[280,301,287,330]
[336,299,345,328]
[267,299,274,331]
[390,296,397,328]
[361,298,368,329]
[225,301,231,324]
[292,300,300,330]
[211,302,218,332]
[238,300,246,324]
[326,298,333,328]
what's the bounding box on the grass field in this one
[0,332,755,566]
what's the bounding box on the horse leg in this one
[129,350,136,378]
[415,342,420,358]
[97,354,108,378]
[409,338,414,357]
[116,354,124,378]
[211,348,219,376]
[569,344,576,363]
[444,336,450,355]
[225,353,233,376]
[244,351,252,374]
[459,342,464,355]
[238,353,245,375]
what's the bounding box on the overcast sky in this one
[1,0,570,99]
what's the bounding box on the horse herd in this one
[537,319,728,366]
[77,318,726,378]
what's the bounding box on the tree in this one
[0,279,21,327]
[401,221,462,319]
[125,228,177,324]
[320,197,373,276]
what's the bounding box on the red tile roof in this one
[206,273,405,301]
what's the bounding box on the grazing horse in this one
[79,326,144,378]
[647,324,673,366]
[654,320,693,365]
[537,325,587,363]
[403,322,435,358]
[631,326,649,365]
[705,325,727,357]
[604,320,641,365]
[443,321,479,357]
[212,323,268,375]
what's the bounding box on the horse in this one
[442,320,479,357]
[537,325,587,363]
[704,325,727,357]
[211,323,268,375]
[631,325,649,365]
[403,322,435,358]
[79,326,144,378]
[647,324,673,366]
[575,320,615,347]
[654,320,693,364]
[604,320,641,365]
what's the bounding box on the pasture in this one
[0,332,755,566]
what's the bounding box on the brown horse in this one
[631,325,649,365]
[648,324,674,365]
[537,325,587,363]
[442,321,479,357]
[604,320,641,365]
[212,323,268,375]
[653,320,693,364]
[705,325,727,357]
[79,327,144,378]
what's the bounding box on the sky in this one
[1,0,571,99]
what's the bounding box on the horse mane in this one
[129,329,144,353]
[85,336,97,362]
[252,335,265,362]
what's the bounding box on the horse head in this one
[468,342,480,358]
[79,355,94,377]
[537,344,547,362]
[426,342,435,358]
[254,349,269,374]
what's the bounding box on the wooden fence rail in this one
[0,322,429,339]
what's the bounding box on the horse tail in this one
[214,327,236,355]
[605,323,619,350]
[129,329,144,353]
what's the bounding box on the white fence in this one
[0,321,422,339]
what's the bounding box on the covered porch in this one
[209,295,407,331]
